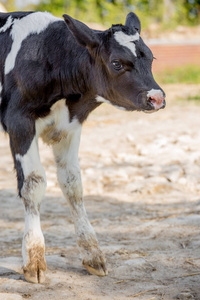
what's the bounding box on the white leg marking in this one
[15,136,46,216]
[15,135,46,217]
[114,31,139,57]
[5,12,63,74]
[53,125,82,201]
[0,16,14,33]
[53,125,107,275]
[22,214,44,268]
[53,126,92,244]
[15,136,47,282]
[15,137,46,182]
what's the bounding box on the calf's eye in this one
[112,60,123,70]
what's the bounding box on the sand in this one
[0,84,200,300]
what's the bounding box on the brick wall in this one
[147,43,200,73]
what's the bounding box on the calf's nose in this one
[147,89,165,110]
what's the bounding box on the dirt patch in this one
[0,84,200,299]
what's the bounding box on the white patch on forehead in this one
[5,12,62,75]
[147,89,163,98]
[0,16,14,33]
[114,31,139,57]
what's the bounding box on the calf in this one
[0,11,165,283]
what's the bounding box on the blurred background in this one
[0,3,200,298]
[0,0,200,86]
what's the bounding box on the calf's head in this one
[63,12,165,112]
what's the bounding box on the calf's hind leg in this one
[8,117,47,283]
[52,127,107,276]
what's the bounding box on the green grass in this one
[185,95,200,101]
[177,94,200,103]
[155,65,200,84]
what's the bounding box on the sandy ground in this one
[0,84,200,300]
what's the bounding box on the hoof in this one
[24,267,46,284]
[82,257,108,276]
[23,247,47,283]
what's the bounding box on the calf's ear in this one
[63,14,100,50]
[125,12,141,34]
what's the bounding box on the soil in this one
[0,84,200,300]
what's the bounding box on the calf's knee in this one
[57,167,82,201]
[21,172,47,212]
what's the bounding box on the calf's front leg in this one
[9,122,47,283]
[53,127,107,276]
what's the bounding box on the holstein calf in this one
[0,11,165,283]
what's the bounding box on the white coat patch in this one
[147,89,163,99]
[114,105,126,111]
[0,16,14,33]
[15,138,45,179]
[36,99,80,142]
[96,95,126,111]
[5,12,62,75]
[114,31,140,57]
[96,95,111,105]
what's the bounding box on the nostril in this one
[149,95,164,104]
[147,95,165,110]
[148,96,157,106]
[146,89,166,110]
[148,96,156,103]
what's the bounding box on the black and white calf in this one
[0,11,165,283]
